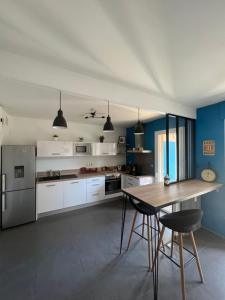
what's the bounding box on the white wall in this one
[3,115,126,171]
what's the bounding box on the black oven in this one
[105,173,121,195]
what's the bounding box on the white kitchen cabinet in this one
[37,181,64,213]
[86,176,105,203]
[92,143,117,156]
[63,179,86,207]
[121,174,154,189]
[37,141,73,157]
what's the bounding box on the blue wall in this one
[196,101,225,237]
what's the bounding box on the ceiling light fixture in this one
[103,100,114,132]
[134,107,144,135]
[52,90,67,129]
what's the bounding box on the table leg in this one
[120,194,127,254]
[152,212,159,300]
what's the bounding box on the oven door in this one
[105,178,121,195]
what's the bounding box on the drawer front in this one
[86,176,105,185]
[86,189,105,203]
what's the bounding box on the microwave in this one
[74,143,92,156]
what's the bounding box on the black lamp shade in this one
[134,120,144,135]
[103,115,114,132]
[52,109,67,129]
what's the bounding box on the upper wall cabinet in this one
[92,143,117,156]
[37,141,73,157]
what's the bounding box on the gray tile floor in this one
[0,199,225,300]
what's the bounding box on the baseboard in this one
[201,225,225,240]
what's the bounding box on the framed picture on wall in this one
[203,140,215,156]
[118,136,126,144]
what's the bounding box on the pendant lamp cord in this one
[60,91,62,110]
[108,100,110,116]
[138,107,140,121]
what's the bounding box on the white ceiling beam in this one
[0,50,196,118]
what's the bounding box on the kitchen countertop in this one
[36,171,122,184]
[36,171,155,184]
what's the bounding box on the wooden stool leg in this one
[171,231,174,257]
[156,215,165,252]
[127,210,138,250]
[147,215,152,271]
[151,225,165,271]
[142,214,145,237]
[178,233,186,300]
[190,231,204,283]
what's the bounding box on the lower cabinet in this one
[37,176,106,214]
[37,182,64,214]
[121,174,155,189]
[86,176,105,203]
[63,179,86,208]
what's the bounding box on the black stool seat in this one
[159,209,203,233]
[130,196,159,215]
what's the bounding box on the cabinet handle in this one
[93,193,99,196]
[46,184,56,187]
[91,184,100,186]
[91,179,100,181]
[2,194,6,212]
[102,152,109,155]
[70,182,79,184]
[51,153,60,155]
[2,174,6,192]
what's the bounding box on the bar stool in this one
[127,197,164,271]
[153,209,204,300]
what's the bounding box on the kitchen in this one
[0,90,159,228]
[1,2,225,300]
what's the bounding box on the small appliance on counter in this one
[1,145,36,229]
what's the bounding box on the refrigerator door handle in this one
[2,174,6,192]
[2,193,6,212]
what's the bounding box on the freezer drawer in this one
[2,189,36,229]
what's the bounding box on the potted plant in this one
[99,135,104,143]
[53,134,59,141]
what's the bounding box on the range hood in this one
[127,149,151,153]
[127,135,152,153]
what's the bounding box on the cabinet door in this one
[37,141,73,157]
[63,179,86,208]
[86,177,105,202]
[126,175,139,187]
[139,176,155,186]
[121,174,127,189]
[37,182,63,213]
[92,143,117,156]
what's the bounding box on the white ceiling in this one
[0,78,162,126]
[0,0,225,113]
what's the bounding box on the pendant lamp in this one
[52,90,67,129]
[134,107,144,135]
[103,100,114,132]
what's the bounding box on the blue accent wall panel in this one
[126,117,166,164]
[196,101,225,237]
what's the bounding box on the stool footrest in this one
[159,240,198,269]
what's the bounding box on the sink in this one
[37,174,78,182]
[60,174,78,179]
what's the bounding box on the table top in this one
[122,179,223,209]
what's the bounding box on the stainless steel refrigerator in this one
[1,145,36,229]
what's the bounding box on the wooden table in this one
[121,179,222,300]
